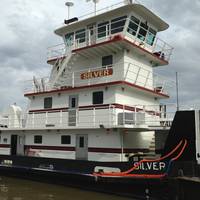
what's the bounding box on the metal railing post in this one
[72,72,75,88]
[45,112,48,127]
[123,105,125,125]
[60,110,63,126]
[32,113,35,128]
[93,108,96,127]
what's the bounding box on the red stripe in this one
[25,145,148,153]
[28,103,160,116]
[25,145,75,151]
[0,144,10,148]
[24,81,169,98]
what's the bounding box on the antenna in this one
[86,0,100,15]
[65,2,74,19]
[176,72,179,111]
[124,0,133,4]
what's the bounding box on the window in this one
[146,28,156,46]
[102,55,113,67]
[65,32,74,46]
[71,98,76,108]
[79,137,84,148]
[61,135,71,144]
[127,16,140,36]
[111,16,127,34]
[98,21,110,38]
[34,135,42,144]
[44,97,52,109]
[138,22,148,41]
[75,29,86,43]
[93,91,103,104]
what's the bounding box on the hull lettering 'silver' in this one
[0,1,200,199]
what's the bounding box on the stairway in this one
[49,51,74,88]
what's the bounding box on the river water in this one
[0,176,134,200]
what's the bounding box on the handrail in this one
[24,61,174,95]
[0,103,176,129]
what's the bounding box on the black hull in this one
[0,155,198,200]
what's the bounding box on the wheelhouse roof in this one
[55,3,169,36]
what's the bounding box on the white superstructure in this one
[0,1,175,162]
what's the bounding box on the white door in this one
[87,23,96,45]
[76,134,88,160]
[68,95,78,126]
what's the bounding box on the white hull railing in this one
[1,104,176,129]
[24,62,174,95]
[48,18,173,62]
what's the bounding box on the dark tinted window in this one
[138,22,148,41]
[44,97,52,109]
[102,55,113,66]
[111,16,127,34]
[34,135,42,144]
[79,137,84,148]
[93,91,103,104]
[61,135,71,144]
[71,98,76,108]
[98,21,110,38]
[127,16,140,36]
[75,29,86,43]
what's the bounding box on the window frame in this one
[44,97,52,109]
[61,135,71,145]
[34,135,42,144]
[102,55,113,67]
[75,28,86,43]
[93,91,104,105]
[111,15,127,34]
[98,21,110,38]
[65,32,74,46]
[127,15,140,36]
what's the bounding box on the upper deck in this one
[47,1,173,66]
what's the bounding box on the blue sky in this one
[0,0,200,111]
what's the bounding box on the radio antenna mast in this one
[65,2,74,19]
[86,0,100,15]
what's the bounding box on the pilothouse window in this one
[138,22,148,41]
[127,16,140,36]
[146,28,156,46]
[111,16,127,34]
[75,29,86,43]
[65,32,74,46]
[98,21,110,38]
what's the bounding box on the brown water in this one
[0,176,134,200]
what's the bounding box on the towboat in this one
[0,0,200,198]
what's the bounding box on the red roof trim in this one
[24,81,169,98]
[47,34,168,65]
